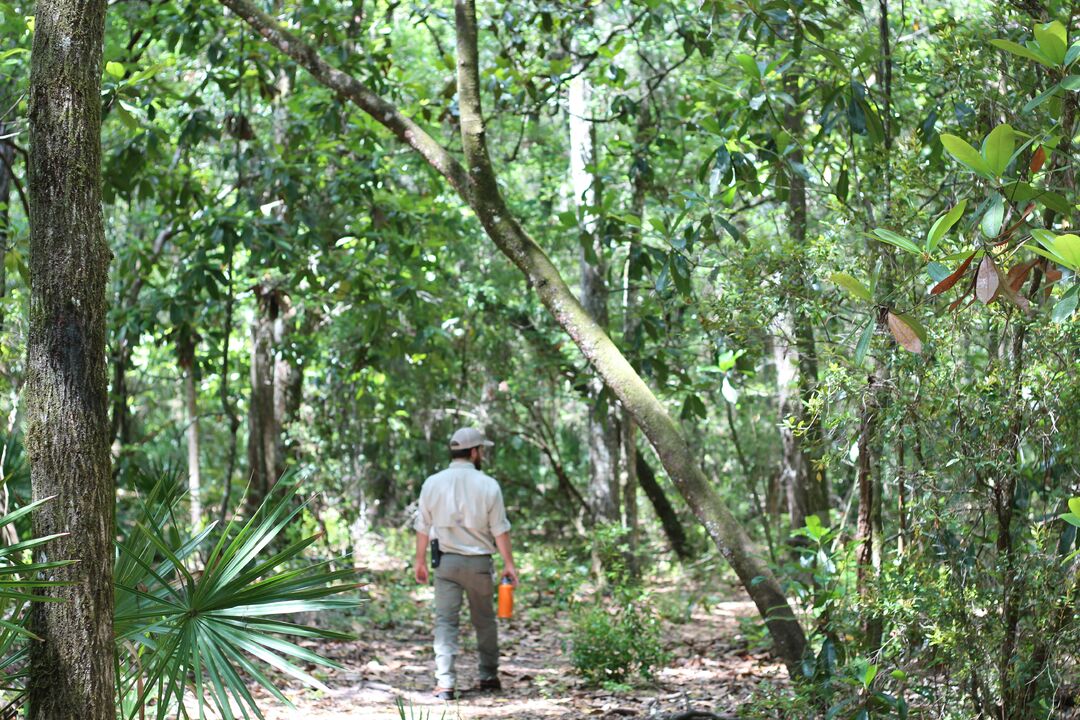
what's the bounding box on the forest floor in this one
[248,534,788,720]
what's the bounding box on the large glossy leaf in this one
[829,272,873,302]
[1034,21,1068,65]
[981,124,1015,177]
[940,134,993,176]
[926,200,966,252]
[989,38,1056,67]
[872,229,922,255]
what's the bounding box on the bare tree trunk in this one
[246,283,298,511]
[856,368,886,653]
[636,453,694,561]
[219,245,241,524]
[26,0,116,715]
[0,125,11,335]
[218,0,808,670]
[178,333,202,527]
[569,52,619,524]
[769,322,809,533]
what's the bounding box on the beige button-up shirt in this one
[414,460,511,556]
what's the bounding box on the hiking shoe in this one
[433,688,458,701]
[477,678,502,691]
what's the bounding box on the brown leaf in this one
[976,256,1000,304]
[1007,259,1038,292]
[1044,263,1063,286]
[887,312,923,353]
[1030,146,1046,173]
[931,251,977,295]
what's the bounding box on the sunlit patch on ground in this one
[251,576,784,720]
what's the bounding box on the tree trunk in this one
[26,0,116,715]
[246,283,298,511]
[769,321,810,533]
[0,125,11,335]
[247,283,283,509]
[569,54,619,524]
[855,368,886,653]
[636,453,693,561]
[218,0,808,670]
[178,333,202,527]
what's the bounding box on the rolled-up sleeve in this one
[414,485,432,535]
[488,486,511,536]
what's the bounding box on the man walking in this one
[414,427,519,700]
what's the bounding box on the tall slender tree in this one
[25,0,116,716]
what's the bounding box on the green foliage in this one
[569,592,667,688]
[114,477,357,720]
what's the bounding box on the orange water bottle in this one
[497,577,514,619]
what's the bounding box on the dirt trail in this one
[253,586,786,719]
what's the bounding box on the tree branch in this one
[219,0,473,199]
[0,146,30,222]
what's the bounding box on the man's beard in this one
[472,456,482,470]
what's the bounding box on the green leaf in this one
[940,134,993,176]
[1034,21,1068,65]
[989,38,1056,67]
[829,272,873,302]
[854,322,874,366]
[981,194,1005,238]
[982,124,1015,176]
[1065,43,1080,67]
[926,199,967,252]
[926,261,951,282]
[1031,229,1080,270]
[1070,497,1080,516]
[734,53,760,79]
[863,663,879,688]
[873,229,923,255]
[1051,290,1078,322]
[1061,75,1080,90]
[1023,84,1061,113]
[105,60,125,79]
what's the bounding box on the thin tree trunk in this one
[0,124,11,335]
[769,322,809,533]
[569,51,619,524]
[621,96,650,576]
[218,0,808,670]
[178,333,202,527]
[246,283,281,510]
[26,0,116,714]
[856,368,886,653]
[636,453,694,561]
[219,245,240,524]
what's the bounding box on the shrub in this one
[570,591,666,686]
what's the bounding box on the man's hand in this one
[500,564,519,588]
[415,562,429,585]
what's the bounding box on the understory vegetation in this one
[0,0,1078,718]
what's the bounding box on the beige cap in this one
[449,427,494,450]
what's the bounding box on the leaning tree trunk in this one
[25,0,116,716]
[218,0,808,671]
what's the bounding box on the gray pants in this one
[433,553,498,689]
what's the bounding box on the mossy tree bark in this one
[217,0,808,670]
[26,0,116,716]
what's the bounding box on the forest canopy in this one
[0,0,1078,718]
